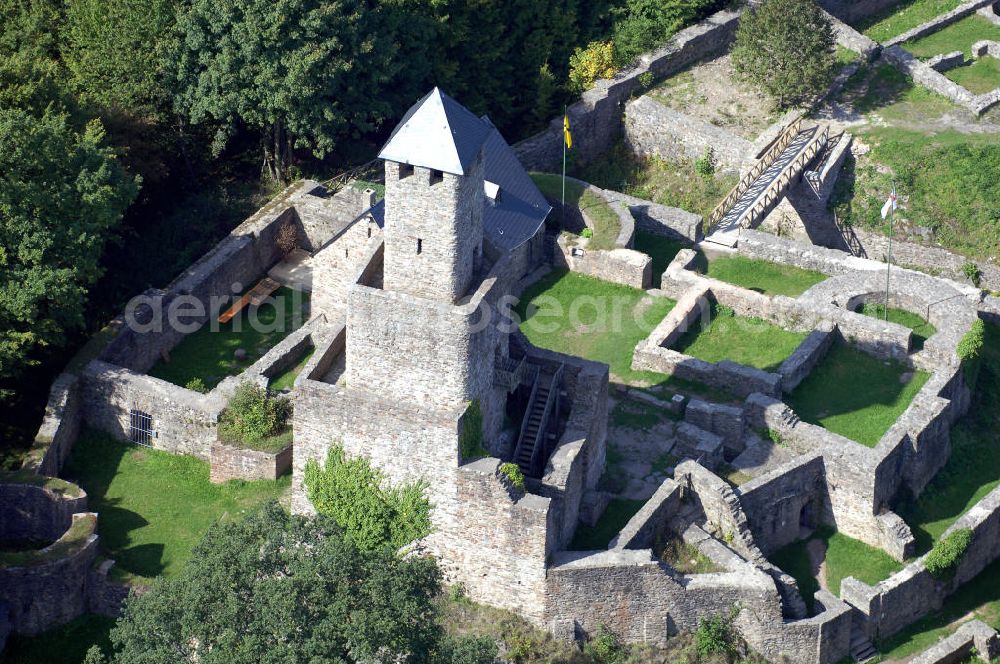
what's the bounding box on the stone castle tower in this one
[344,88,506,443]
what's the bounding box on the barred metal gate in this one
[129,408,154,447]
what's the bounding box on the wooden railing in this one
[494,353,528,393]
[706,115,805,229]
[512,365,542,464]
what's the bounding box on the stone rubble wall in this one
[908,620,1000,664]
[842,482,1000,641]
[293,183,371,251]
[979,3,1000,25]
[974,39,1000,57]
[818,0,904,25]
[513,9,741,171]
[821,8,881,59]
[624,96,752,174]
[927,50,966,71]
[86,559,132,618]
[311,214,383,320]
[22,374,82,476]
[209,442,293,483]
[554,237,652,289]
[613,191,703,242]
[0,481,88,545]
[0,512,98,636]
[882,45,1000,115]
[684,399,744,456]
[738,454,827,555]
[777,322,837,393]
[80,360,226,460]
[883,0,997,47]
[610,479,683,550]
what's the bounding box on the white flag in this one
[881,188,897,219]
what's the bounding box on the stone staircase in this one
[850,631,878,662]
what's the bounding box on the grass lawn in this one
[897,322,1000,552]
[673,303,807,371]
[269,346,314,391]
[788,342,929,447]
[704,255,827,297]
[856,0,964,42]
[530,173,620,251]
[856,302,937,350]
[568,498,645,550]
[148,286,309,390]
[635,230,688,289]
[770,527,904,614]
[879,556,1000,658]
[2,612,117,664]
[516,270,675,383]
[947,56,1000,94]
[903,15,1000,58]
[829,122,1000,261]
[62,429,289,583]
[570,142,737,221]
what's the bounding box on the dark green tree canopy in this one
[94,502,495,664]
[0,108,137,391]
[730,0,835,109]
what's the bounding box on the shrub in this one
[957,319,986,389]
[304,445,432,551]
[696,613,738,657]
[962,261,982,287]
[925,528,973,580]
[611,0,727,66]
[185,377,207,393]
[715,303,735,318]
[695,147,716,178]
[218,382,291,444]
[765,428,784,446]
[460,400,488,461]
[498,462,526,490]
[581,227,594,239]
[638,71,654,90]
[583,625,626,664]
[276,220,298,256]
[569,41,616,92]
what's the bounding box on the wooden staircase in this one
[513,364,564,477]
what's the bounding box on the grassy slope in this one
[568,498,646,550]
[515,270,675,384]
[269,346,315,392]
[63,429,289,582]
[705,255,827,297]
[788,343,929,447]
[898,322,1000,549]
[148,287,309,389]
[571,142,736,221]
[770,528,904,614]
[857,0,964,42]
[903,15,1000,57]
[530,173,621,251]
[673,306,806,371]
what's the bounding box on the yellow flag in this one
[563,114,572,149]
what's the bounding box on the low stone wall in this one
[624,96,752,173]
[22,374,81,476]
[777,322,837,393]
[0,479,87,546]
[685,399,744,456]
[210,441,293,483]
[81,360,225,460]
[846,224,1000,292]
[554,236,652,289]
[909,620,1000,664]
[615,191,703,242]
[882,45,1000,115]
[973,39,1000,57]
[634,344,782,399]
[821,8,881,59]
[884,0,997,47]
[514,9,741,171]
[842,483,1000,641]
[928,50,966,71]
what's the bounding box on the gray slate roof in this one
[378,87,491,176]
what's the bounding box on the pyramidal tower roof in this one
[378,87,491,176]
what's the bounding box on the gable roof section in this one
[480,119,551,252]
[378,87,491,176]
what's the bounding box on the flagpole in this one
[561,106,567,228]
[884,182,894,321]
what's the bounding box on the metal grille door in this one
[129,409,154,446]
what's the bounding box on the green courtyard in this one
[788,342,929,447]
[673,303,807,371]
[702,254,827,297]
[857,0,964,42]
[903,14,1000,58]
[149,286,309,390]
